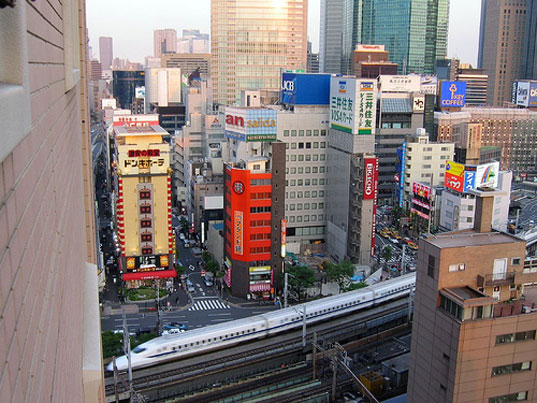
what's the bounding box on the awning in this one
[122,270,177,281]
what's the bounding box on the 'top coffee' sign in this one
[440,81,466,108]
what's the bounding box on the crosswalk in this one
[188,299,231,311]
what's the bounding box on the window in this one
[291,130,297,137]
[512,257,521,265]
[284,130,289,137]
[291,143,297,149]
[139,190,152,200]
[141,247,153,255]
[312,167,318,173]
[320,154,326,161]
[313,154,319,161]
[305,167,311,174]
[298,155,304,161]
[489,391,528,403]
[448,263,465,272]
[291,168,296,174]
[298,142,304,149]
[440,295,462,320]
[313,142,319,148]
[297,179,303,186]
[140,219,152,228]
[428,255,435,278]
[291,155,297,161]
[140,205,152,214]
[313,130,319,136]
[299,130,304,136]
[492,361,531,376]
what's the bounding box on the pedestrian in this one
[175,297,179,305]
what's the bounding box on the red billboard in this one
[363,157,378,200]
[444,172,464,193]
[412,182,432,199]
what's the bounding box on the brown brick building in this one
[408,189,537,402]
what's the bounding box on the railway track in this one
[106,299,411,402]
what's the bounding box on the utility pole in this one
[113,357,119,403]
[156,280,161,336]
[331,360,337,402]
[401,244,406,274]
[122,312,133,399]
[312,332,317,380]
[302,306,307,347]
[284,272,288,309]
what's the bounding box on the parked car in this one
[187,284,195,293]
[179,233,185,241]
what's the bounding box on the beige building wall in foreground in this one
[0,1,103,401]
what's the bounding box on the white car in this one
[179,233,185,241]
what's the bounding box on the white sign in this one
[516,81,530,107]
[413,96,425,111]
[379,75,421,93]
[330,78,377,135]
[475,161,500,188]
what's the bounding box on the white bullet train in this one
[108,273,415,372]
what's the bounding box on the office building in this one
[99,36,113,70]
[112,125,176,287]
[222,106,285,298]
[439,169,511,232]
[211,0,308,106]
[112,70,145,110]
[436,58,459,81]
[88,59,102,81]
[319,0,344,74]
[353,44,398,78]
[456,65,488,106]
[522,1,537,80]
[326,77,378,264]
[321,0,448,75]
[154,29,177,57]
[407,191,537,403]
[161,53,211,76]
[307,41,320,73]
[0,1,103,400]
[478,0,528,106]
[144,68,182,110]
[402,129,454,203]
[436,108,537,175]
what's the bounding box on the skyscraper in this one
[478,0,528,106]
[154,29,177,57]
[99,36,113,70]
[211,0,308,106]
[522,0,537,80]
[320,0,449,75]
[319,0,344,73]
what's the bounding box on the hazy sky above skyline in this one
[87,0,481,67]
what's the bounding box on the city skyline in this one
[87,0,481,67]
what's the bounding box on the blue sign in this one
[463,165,477,192]
[396,141,407,208]
[281,73,331,105]
[440,81,466,107]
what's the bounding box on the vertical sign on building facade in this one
[281,219,287,258]
[444,160,465,193]
[330,78,377,135]
[369,157,379,257]
[233,211,243,255]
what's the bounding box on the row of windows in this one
[286,214,324,224]
[251,179,271,186]
[440,295,462,320]
[250,206,271,214]
[286,154,326,162]
[286,142,326,150]
[288,167,326,178]
[287,202,324,210]
[250,246,271,254]
[251,219,271,227]
[489,391,528,403]
[283,129,327,137]
[250,192,271,200]
[287,179,325,188]
[492,361,531,377]
[250,233,270,241]
[287,192,325,200]
[496,330,536,345]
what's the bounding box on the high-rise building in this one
[154,29,177,57]
[352,44,398,78]
[222,106,285,298]
[478,0,528,106]
[407,191,537,403]
[1,0,102,400]
[211,0,308,106]
[522,1,537,79]
[320,0,448,75]
[319,0,344,73]
[112,124,177,287]
[456,65,488,106]
[306,41,320,73]
[112,70,145,110]
[99,36,113,70]
[161,53,211,76]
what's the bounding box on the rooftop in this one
[114,125,168,136]
[423,230,522,249]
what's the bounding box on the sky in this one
[87,0,481,67]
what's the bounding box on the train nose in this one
[106,356,128,372]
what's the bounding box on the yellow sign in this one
[126,257,135,269]
[249,266,271,273]
[445,160,465,177]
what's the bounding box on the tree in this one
[382,245,393,265]
[202,251,220,275]
[180,216,188,231]
[174,263,185,278]
[324,260,354,291]
[286,264,315,298]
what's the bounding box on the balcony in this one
[477,272,515,288]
